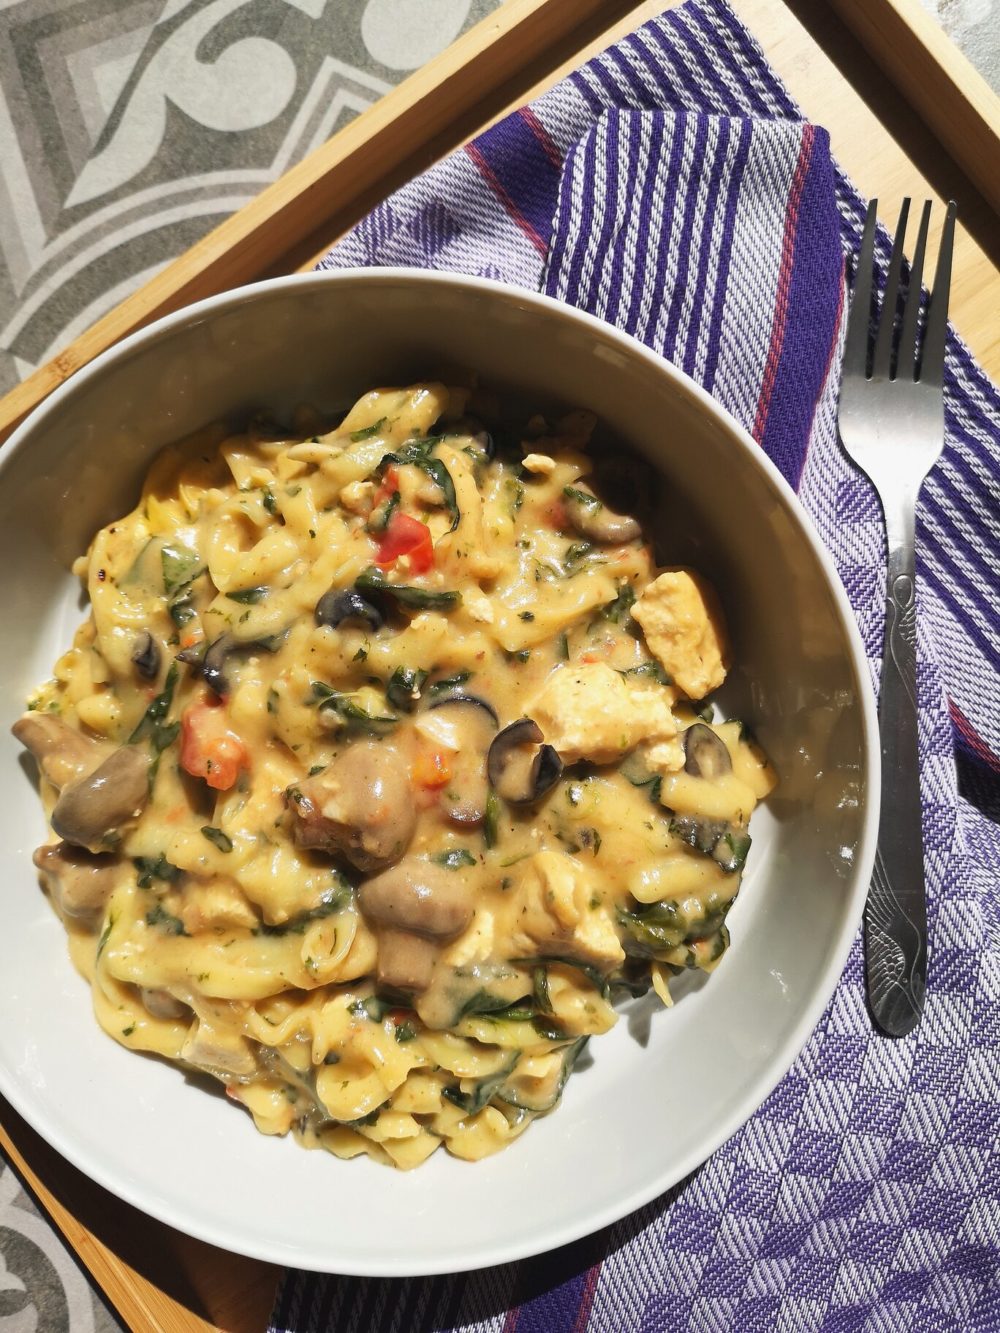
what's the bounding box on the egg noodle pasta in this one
[14,381,776,1168]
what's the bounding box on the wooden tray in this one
[1,1,998,1328]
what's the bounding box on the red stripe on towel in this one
[519,105,563,169]
[465,141,550,255]
[571,1262,602,1332]
[949,698,1000,772]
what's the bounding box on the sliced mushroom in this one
[140,988,192,1021]
[51,745,151,852]
[181,1022,257,1079]
[131,631,161,680]
[178,630,285,698]
[359,858,474,938]
[563,481,641,544]
[289,741,415,871]
[487,719,563,805]
[375,927,438,993]
[315,587,384,632]
[683,723,732,779]
[425,694,498,825]
[32,841,120,926]
[12,713,103,790]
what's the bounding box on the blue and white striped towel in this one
[270,1,1000,1328]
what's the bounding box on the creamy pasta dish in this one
[14,381,775,1168]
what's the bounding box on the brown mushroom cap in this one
[359,858,474,939]
[290,742,415,871]
[32,841,120,925]
[375,928,439,993]
[51,745,150,852]
[12,713,102,790]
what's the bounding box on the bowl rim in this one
[0,266,880,1276]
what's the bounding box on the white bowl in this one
[0,270,878,1276]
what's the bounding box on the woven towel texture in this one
[269,2,1000,1329]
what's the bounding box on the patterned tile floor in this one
[0,1,993,1330]
[0,6,503,1328]
[0,0,502,394]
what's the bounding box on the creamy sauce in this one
[19,382,775,1169]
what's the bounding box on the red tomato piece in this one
[180,699,249,791]
[375,511,434,573]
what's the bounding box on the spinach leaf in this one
[349,417,386,442]
[483,789,500,850]
[366,488,399,535]
[168,597,198,628]
[442,1063,515,1116]
[386,666,428,712]
[619,661,672,685]
[129,662,179,752]
[456,990,522,1020]
[533,966,551,1014]
[227,585,268,604]
[516,954,610,998]
[713,830,752,874]
[379,441,460,530]
[670,816,751,873]
[311,684,397,733]
[96,913,115,958]
[421,457,460,531]
[349,995,393,1022]
[600,582,636,624]
[161,543,203,595]
[145,903,188,935]
[134,854,182,888]
[253,877,353,936]
[617,900,686,958]
[356,566,461,610]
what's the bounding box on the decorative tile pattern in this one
[0,0,501,393]
[0,5,502,1327]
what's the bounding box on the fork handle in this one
[864,534,928,1037]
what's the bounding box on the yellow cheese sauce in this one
[15,381,775,1169]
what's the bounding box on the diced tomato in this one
[413,747,452,788]
[375,511,434,573]
[180,698,249,791]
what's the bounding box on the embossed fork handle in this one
[863,523,928,1037]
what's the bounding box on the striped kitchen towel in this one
[270,1,1000,1328]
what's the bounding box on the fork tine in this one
[872,198,910,380]
[919,199,957,387]
[896,200,931,382]
[843,199,879,379]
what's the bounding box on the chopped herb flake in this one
[201,826,233,853]
[432,848,477,869]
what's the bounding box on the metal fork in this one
[837,197,956,1039]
